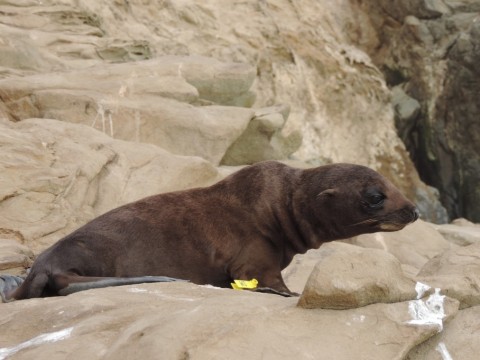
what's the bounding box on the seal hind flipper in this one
[9,273,187,299]
[57,275,188,296]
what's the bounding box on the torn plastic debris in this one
[407,287,446,331]
[415,281,431,299]
[435,342,453,360]
[0,327,73,360]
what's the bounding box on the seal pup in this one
[7,161,419,300]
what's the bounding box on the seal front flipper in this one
[232,266,298,297]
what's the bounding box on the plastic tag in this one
[231,278,258,290]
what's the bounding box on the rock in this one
[298,242,417,309]
[0,118,222,253]
[0,55,256,106]
[414,185,449,224]
[0,282,459,360]
[0,57,257,165]
[406,305,480,360]
[451,217,480,227]
[221,104,302,165]
[96,40,153,63]
[432,19,480,222]
[433,222,480,246]
[177,56,256,106]
[392,86,421,121]
[346,220,455,274]
[282,247,326,295]
[392,86,421,139]
[417,243,480,309]
[0,0,442,222]
[0,239,34,275]
[374,0,450,21]
[361,0,480,221]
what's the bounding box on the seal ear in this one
[318,189,338,197]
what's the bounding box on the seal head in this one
[304,163,418,237]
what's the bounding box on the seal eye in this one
[370,194,384,204]
[367,193,385,207]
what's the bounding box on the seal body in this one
[9,161,419,299]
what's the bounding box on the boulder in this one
[282,247,326,295]
[0,281,459,360]
[0,118,222,253]
[297,242,417,309]
[0,57,257,165]
[432,222,480,246]
[221,104,302,165]
[346,220,455,274]
[451,218,480,227]
[0,239,33,275]
[417,243,480,309]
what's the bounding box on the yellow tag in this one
[230,278,258,290]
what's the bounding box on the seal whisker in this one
[348,218,378,227]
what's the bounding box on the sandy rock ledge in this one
[0,282,459,360]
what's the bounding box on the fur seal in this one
[7,161,419,300]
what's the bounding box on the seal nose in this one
[413,208,420,221]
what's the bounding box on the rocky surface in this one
[0,56,258,165]
[346,219,455,275]
[406,305,480,360]
[0,0,448,221]
[2,222,479,359]
[433,221,480,246]
[0,0,480,359]
[0,281,460,360]
[359,0,480,222]
[0,239,33,276]
[0,118,223,253]
[417,243,480,309]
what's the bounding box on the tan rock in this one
[417,243,480,309]
[222,104,302,165]
[0,239,33,275]
[282,247,326,294]
[0,118,221,253]
[0,57,256,165]
[298,242,417,309]
[0,282,459,360]
[0,0,443,221]
[451,218,480,227]
[433,222,480,246]
[346,220,455,273]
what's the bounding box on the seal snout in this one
[402,204,420,224]
[413,208,420,221]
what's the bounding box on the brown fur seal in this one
[7,161,419,300]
